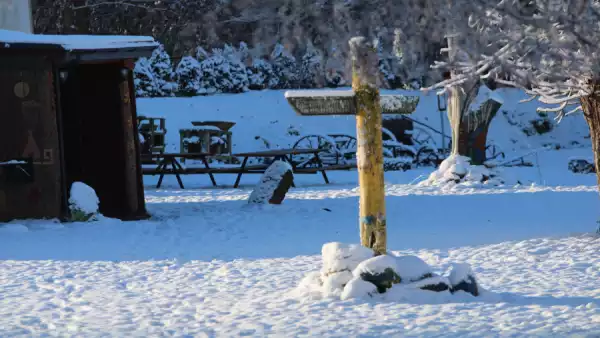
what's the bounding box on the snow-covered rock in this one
[394,255,433,283]
[68,182,99,221]
[340,277,378,300]
[353,255,401,293]
[411,275,451,292]
[321,242,374,275]
[448,263,480,297]
[248,161,293,205]
[322,270,353,297]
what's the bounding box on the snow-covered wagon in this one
[0,29,157,222]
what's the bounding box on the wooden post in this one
[284,37,419,255]
[349,37,387,255]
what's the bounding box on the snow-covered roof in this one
[0,29,158,51]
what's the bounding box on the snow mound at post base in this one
[418,155,506,188]
[68,182,100,222]
[293,242,483,301]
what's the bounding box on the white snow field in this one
[1,89,600,337]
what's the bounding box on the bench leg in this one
[171,158,185,189]
[156,161,167,189]
[202,156,217,187]
[314,152,330,184]
[234,157,248,188]
[321,170,330,184]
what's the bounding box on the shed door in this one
[0,58,63,221]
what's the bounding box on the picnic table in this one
[142,148,356,189]
[142,152,216,189]
[232,148,328,188]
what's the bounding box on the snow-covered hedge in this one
[294,242,484,302]
[134,39,421,97]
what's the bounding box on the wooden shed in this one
[0,30,157,222]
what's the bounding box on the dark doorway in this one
[60,63,132,218]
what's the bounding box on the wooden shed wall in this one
[0,57,63,221]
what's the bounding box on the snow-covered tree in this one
[247,58,279,90]
[375,38,397,89]
[198,46,250,94]
[270,43,299,89]
[148,45,177,97]
[221,44,250,92]
[298,42,324,88]
[324,46,347,88]
[174,56,202,96]
[133,57,154,98]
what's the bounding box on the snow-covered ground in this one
[1,90,599,336]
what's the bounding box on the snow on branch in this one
[425,0,600,116]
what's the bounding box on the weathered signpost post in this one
[285,37,420,255]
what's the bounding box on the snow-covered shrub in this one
[133,57,155,97]
[69,182,99,222]
[148,45,177,96]
[174,56,202,96]
[222,44,250,92]
[198,46,249,94]
[418,155,505,187]
[298,43,324,88]
[247,58,278,90]
[248,160,293,205]
[270,43,298,89]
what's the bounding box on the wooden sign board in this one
[284,90,420,116]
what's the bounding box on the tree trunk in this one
[580,84,600,188]
[350,36,387,256]
[446,36,502,166]
[454,98,502,165]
